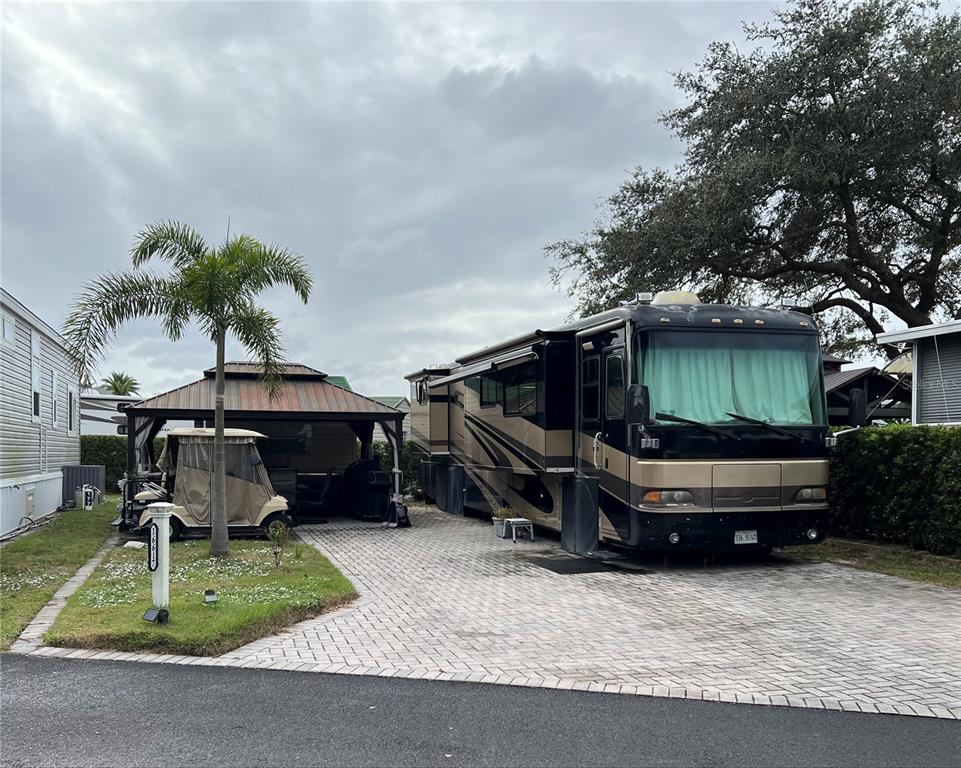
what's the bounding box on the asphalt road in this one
[2,655,959,768]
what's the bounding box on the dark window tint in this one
[581,356,600,422]
[504,371,537,417]
[480,376,500,408]
[606,354,625,418]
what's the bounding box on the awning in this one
[882,351,913,376]
[428,346,537,387]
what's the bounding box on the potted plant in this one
[492,506,513,538]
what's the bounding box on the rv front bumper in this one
[626,508,830,551]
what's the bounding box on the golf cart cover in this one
[173,434,276,525]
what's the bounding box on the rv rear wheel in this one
[262,513,294,538]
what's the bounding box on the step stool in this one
[505,517,534,543]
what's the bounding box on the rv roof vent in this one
[651,290,701,306]
[635,292,654,304]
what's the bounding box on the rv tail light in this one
[668,532,681,545]
[642,490,695,506]
[796,487,827,503]
[806,528,819,541]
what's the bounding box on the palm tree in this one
[101,371,141,396]
[64,220,313,556]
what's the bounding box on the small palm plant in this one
[101,371,141,396]
[63,220,312,557]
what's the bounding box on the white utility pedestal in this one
[146,502,172,611]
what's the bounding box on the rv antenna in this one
[226,214,231,242]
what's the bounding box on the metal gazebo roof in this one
[126,362,400,420]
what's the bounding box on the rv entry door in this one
[601,348,629,505]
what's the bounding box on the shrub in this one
[372,441,423,497]
[829,425,961,557]
[80,435,165,491]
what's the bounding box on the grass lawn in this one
[0,499,117,649]
[784,537,961,589]
[46,537,356,656]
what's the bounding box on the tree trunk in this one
[209,330,229,557]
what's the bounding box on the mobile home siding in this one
[1,290,80,535]
[916,335,961,424]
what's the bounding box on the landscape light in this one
[204,589,218,605]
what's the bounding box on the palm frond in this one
[131,220,208,269]
[234,240,313,303]
[62,272,182,384]
[227,302,287,395]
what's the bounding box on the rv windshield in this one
[635,331,826,426]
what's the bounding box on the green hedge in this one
[372,441,423,497]
[80,435,164,491]
[830,424,961,557]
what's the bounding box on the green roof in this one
[372,396,408,409]
[325,375,352,392]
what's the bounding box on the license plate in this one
[734,530,758,545]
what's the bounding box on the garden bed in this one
[45,537,356,656]
[1,500,116,649]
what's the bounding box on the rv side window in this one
[581,357,600,422]
[480,376,500,408]
[504,368,537,417]
[606,354,625,418]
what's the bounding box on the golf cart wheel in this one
[262,513,294,537]
[168,516,184,542]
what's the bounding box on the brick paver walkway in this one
[221,507,961,718]
[10,536,117,653]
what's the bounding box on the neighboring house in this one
[0,288,80,536]
[326,375,352,391]
[371,396,410,442]
[821,354,911,425]
[80,386,141,435]
[878,319,961,425]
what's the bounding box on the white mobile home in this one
[0,288,81,535]
[878,320,961,425]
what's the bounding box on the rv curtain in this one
[640,332,823,425]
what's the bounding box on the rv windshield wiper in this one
[655,412,738,440]
[725,412,804,442]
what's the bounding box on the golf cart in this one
[131,428,292,541]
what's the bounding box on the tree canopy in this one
[64,221,312,556]
[548,0,961,357]
[100,371,140,396]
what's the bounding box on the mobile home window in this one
[1,314,14,345]
[51,371,60,426]
[504,367,537,417]
[480,376,500,408]
[605,354,625,418]
[30,332,41,421]
[581,357,600,422]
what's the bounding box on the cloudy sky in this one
[2,1,778,398]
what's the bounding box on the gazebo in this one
[122,362,405,516]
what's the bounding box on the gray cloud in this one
[2,1,778,398]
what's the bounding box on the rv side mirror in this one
[626,384,651,425]
[847,388,868,427]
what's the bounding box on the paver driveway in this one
[225,506,961,719]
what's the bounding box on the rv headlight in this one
[642,490,695,506]
[795,487,827,503]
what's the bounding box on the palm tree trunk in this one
[209,329,229,557]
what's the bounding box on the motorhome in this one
[406,291,834,553]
